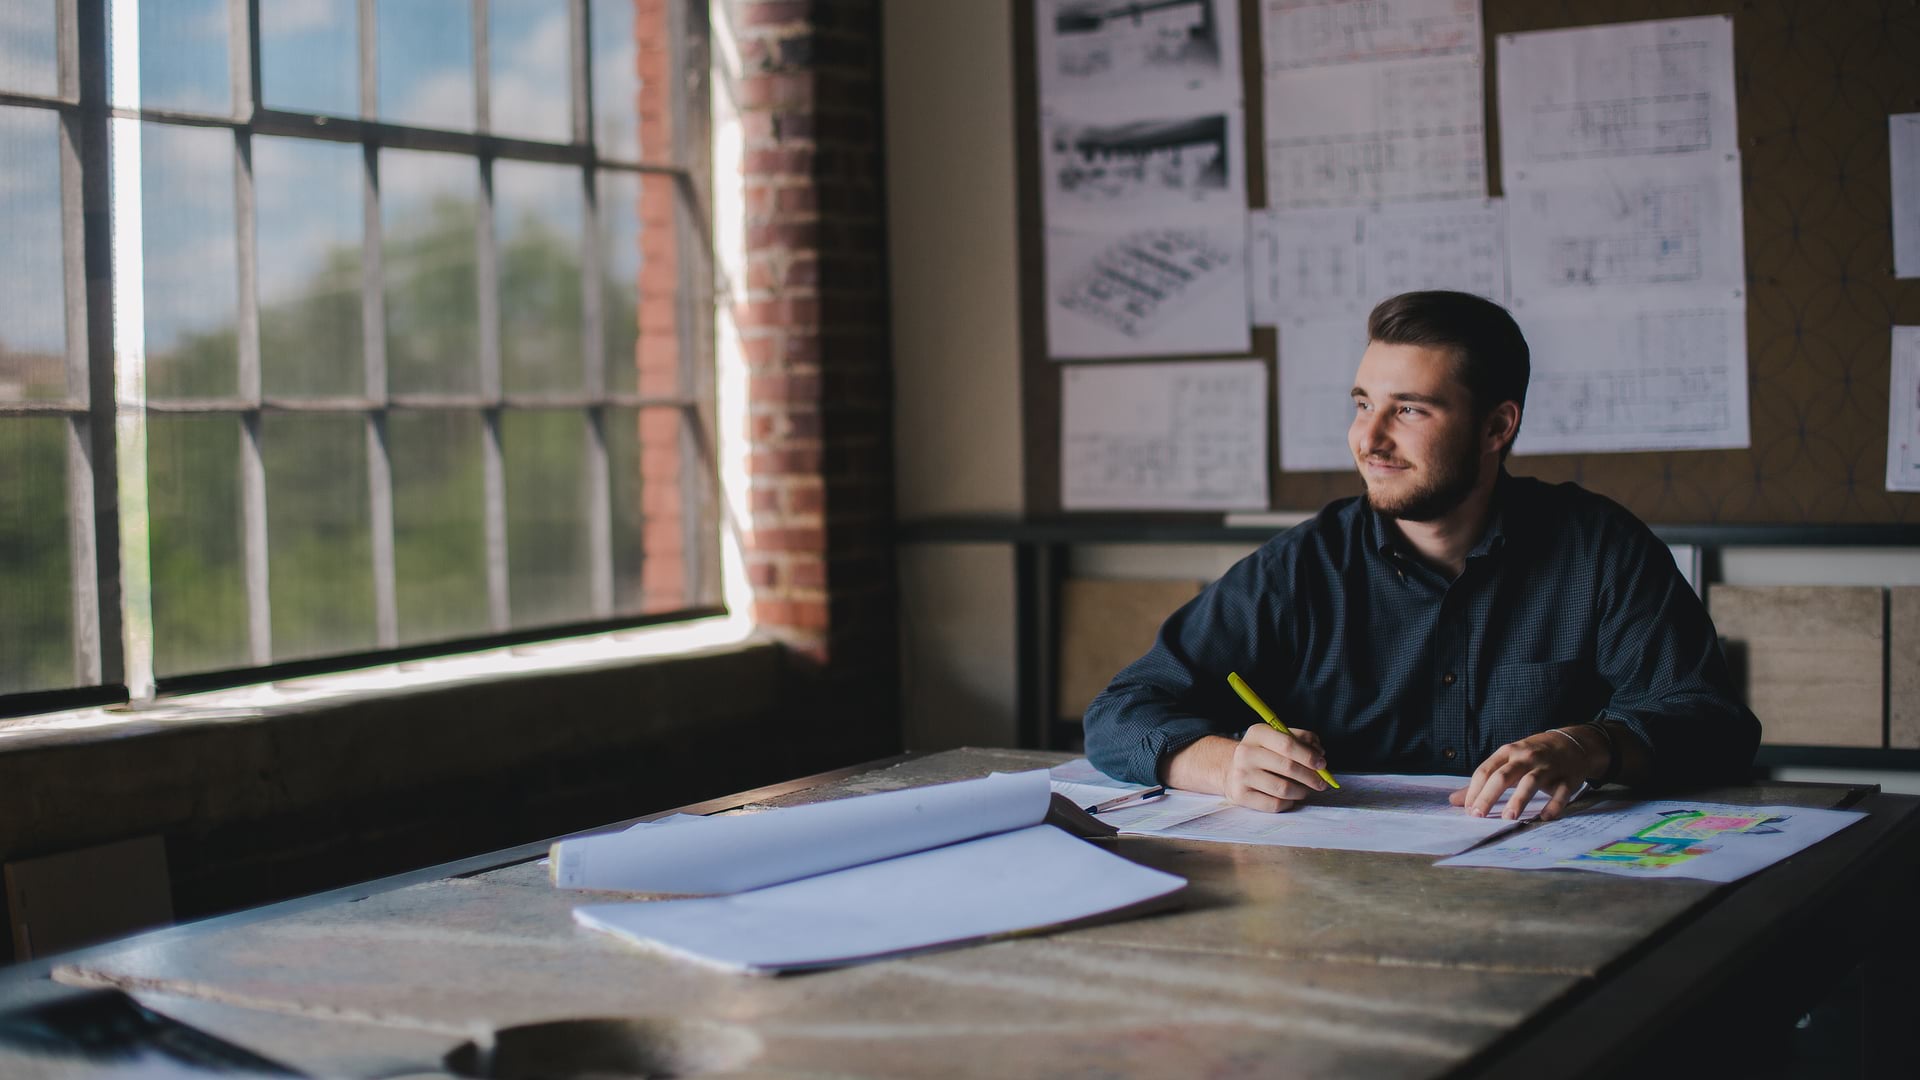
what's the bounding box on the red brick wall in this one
[723,0,897,691]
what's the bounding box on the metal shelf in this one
[898,516,1920,765]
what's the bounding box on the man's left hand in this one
[1448,728,1601,822]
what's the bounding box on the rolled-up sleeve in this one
[1083,545,1294,786]
[1591,515,1761,788]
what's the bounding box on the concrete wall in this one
[885,0,1023,751]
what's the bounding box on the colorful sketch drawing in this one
[1563,809,1786,872]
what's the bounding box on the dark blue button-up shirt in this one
[1083,473,1760,789]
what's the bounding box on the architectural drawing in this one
[1514,306,1749,455]
[1498,16,1737,185]
[1038,0,1240,100]
[1047,222,1250,358]
[1497,19,1747,459]
[1252,199,1505,327]
[1888,327,1920,492]
[1262,0,1480,71]
[1277,316,1365,472]
[1263,53,1485,208]
[1044,104,1246,223]
[1509,169,1741,297]
[1061,359,1268,510]
[1366,199,1507,303]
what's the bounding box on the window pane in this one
[597,169,638,395]
[606,407,643,613]
[381,148,479,394]
[388,410,488,644]
[0,0,57,97]
[489,0,570,141]
[149,415,249,677]
[504,409,591,627]
[263,412,375,660]
[137,0,230,115]
[496,159,584,395]
[257,136,363,397]
[0,418,73,693]
[260,0,357,117]
[142,122,238,399]
[590,0,637,160]
[0,105,66,403]
[377,0,472,131]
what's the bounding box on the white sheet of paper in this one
[1507,157,1745,310]
[1278,316,1365,472]
[1037,0,1241,102]
[1248,208,1281,325]
[1048,758,1161,812]
[1259,200,1505,323]
[1061,359,1269,510]
[1117,774,1550,856]
[1259,0,1484,208]
[1261,0,1481,71]
[1893,114,1920,279]
[1511,304,1750,455]
[574,824,1187,973]
[1887,327,1920,492]
[1263,54,1486,208]
[1365,198,1509,306]
[1438,800,1864,883]
[1268,207,1370,317]
[1497,15,1738,188]
[552,770,1051,895]
[1046,220,1253,358]
[1042,94,1248,228]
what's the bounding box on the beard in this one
[1359,426,1483,523]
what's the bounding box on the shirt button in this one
[1443,748,1457,760]
[1442,672,1456,686]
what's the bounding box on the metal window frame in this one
[1,0,718,709]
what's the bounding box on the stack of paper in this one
[556,770,1186,974]
[1099,772,1550,856]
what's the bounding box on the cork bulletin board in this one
[1015,0,1920,524]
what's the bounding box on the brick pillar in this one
[726,0,896,678]
[634,0,685,611]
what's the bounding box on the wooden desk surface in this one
[2,748,1914,1078]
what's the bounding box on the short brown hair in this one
[1366,290,1529,457]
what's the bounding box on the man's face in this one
[1348,340,1487,523]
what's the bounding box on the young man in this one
[1082,291,1759,823]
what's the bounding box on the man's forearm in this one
[1162,734,1239,792]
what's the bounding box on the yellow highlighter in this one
[1227,671,1340,789]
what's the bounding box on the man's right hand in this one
[1164,725,1331,812]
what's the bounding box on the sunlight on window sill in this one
[0,608,758,744]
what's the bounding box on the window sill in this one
[0,617,812,929]
[0,613,760,753]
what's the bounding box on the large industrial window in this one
[0,0,717,708]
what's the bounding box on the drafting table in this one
[1,747,1916,1077]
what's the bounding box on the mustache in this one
[1361,452,1411,468]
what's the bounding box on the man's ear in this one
[1484,401,1521,455]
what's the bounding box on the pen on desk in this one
[1226,671,1340,789]
[1083,787,1165,814]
